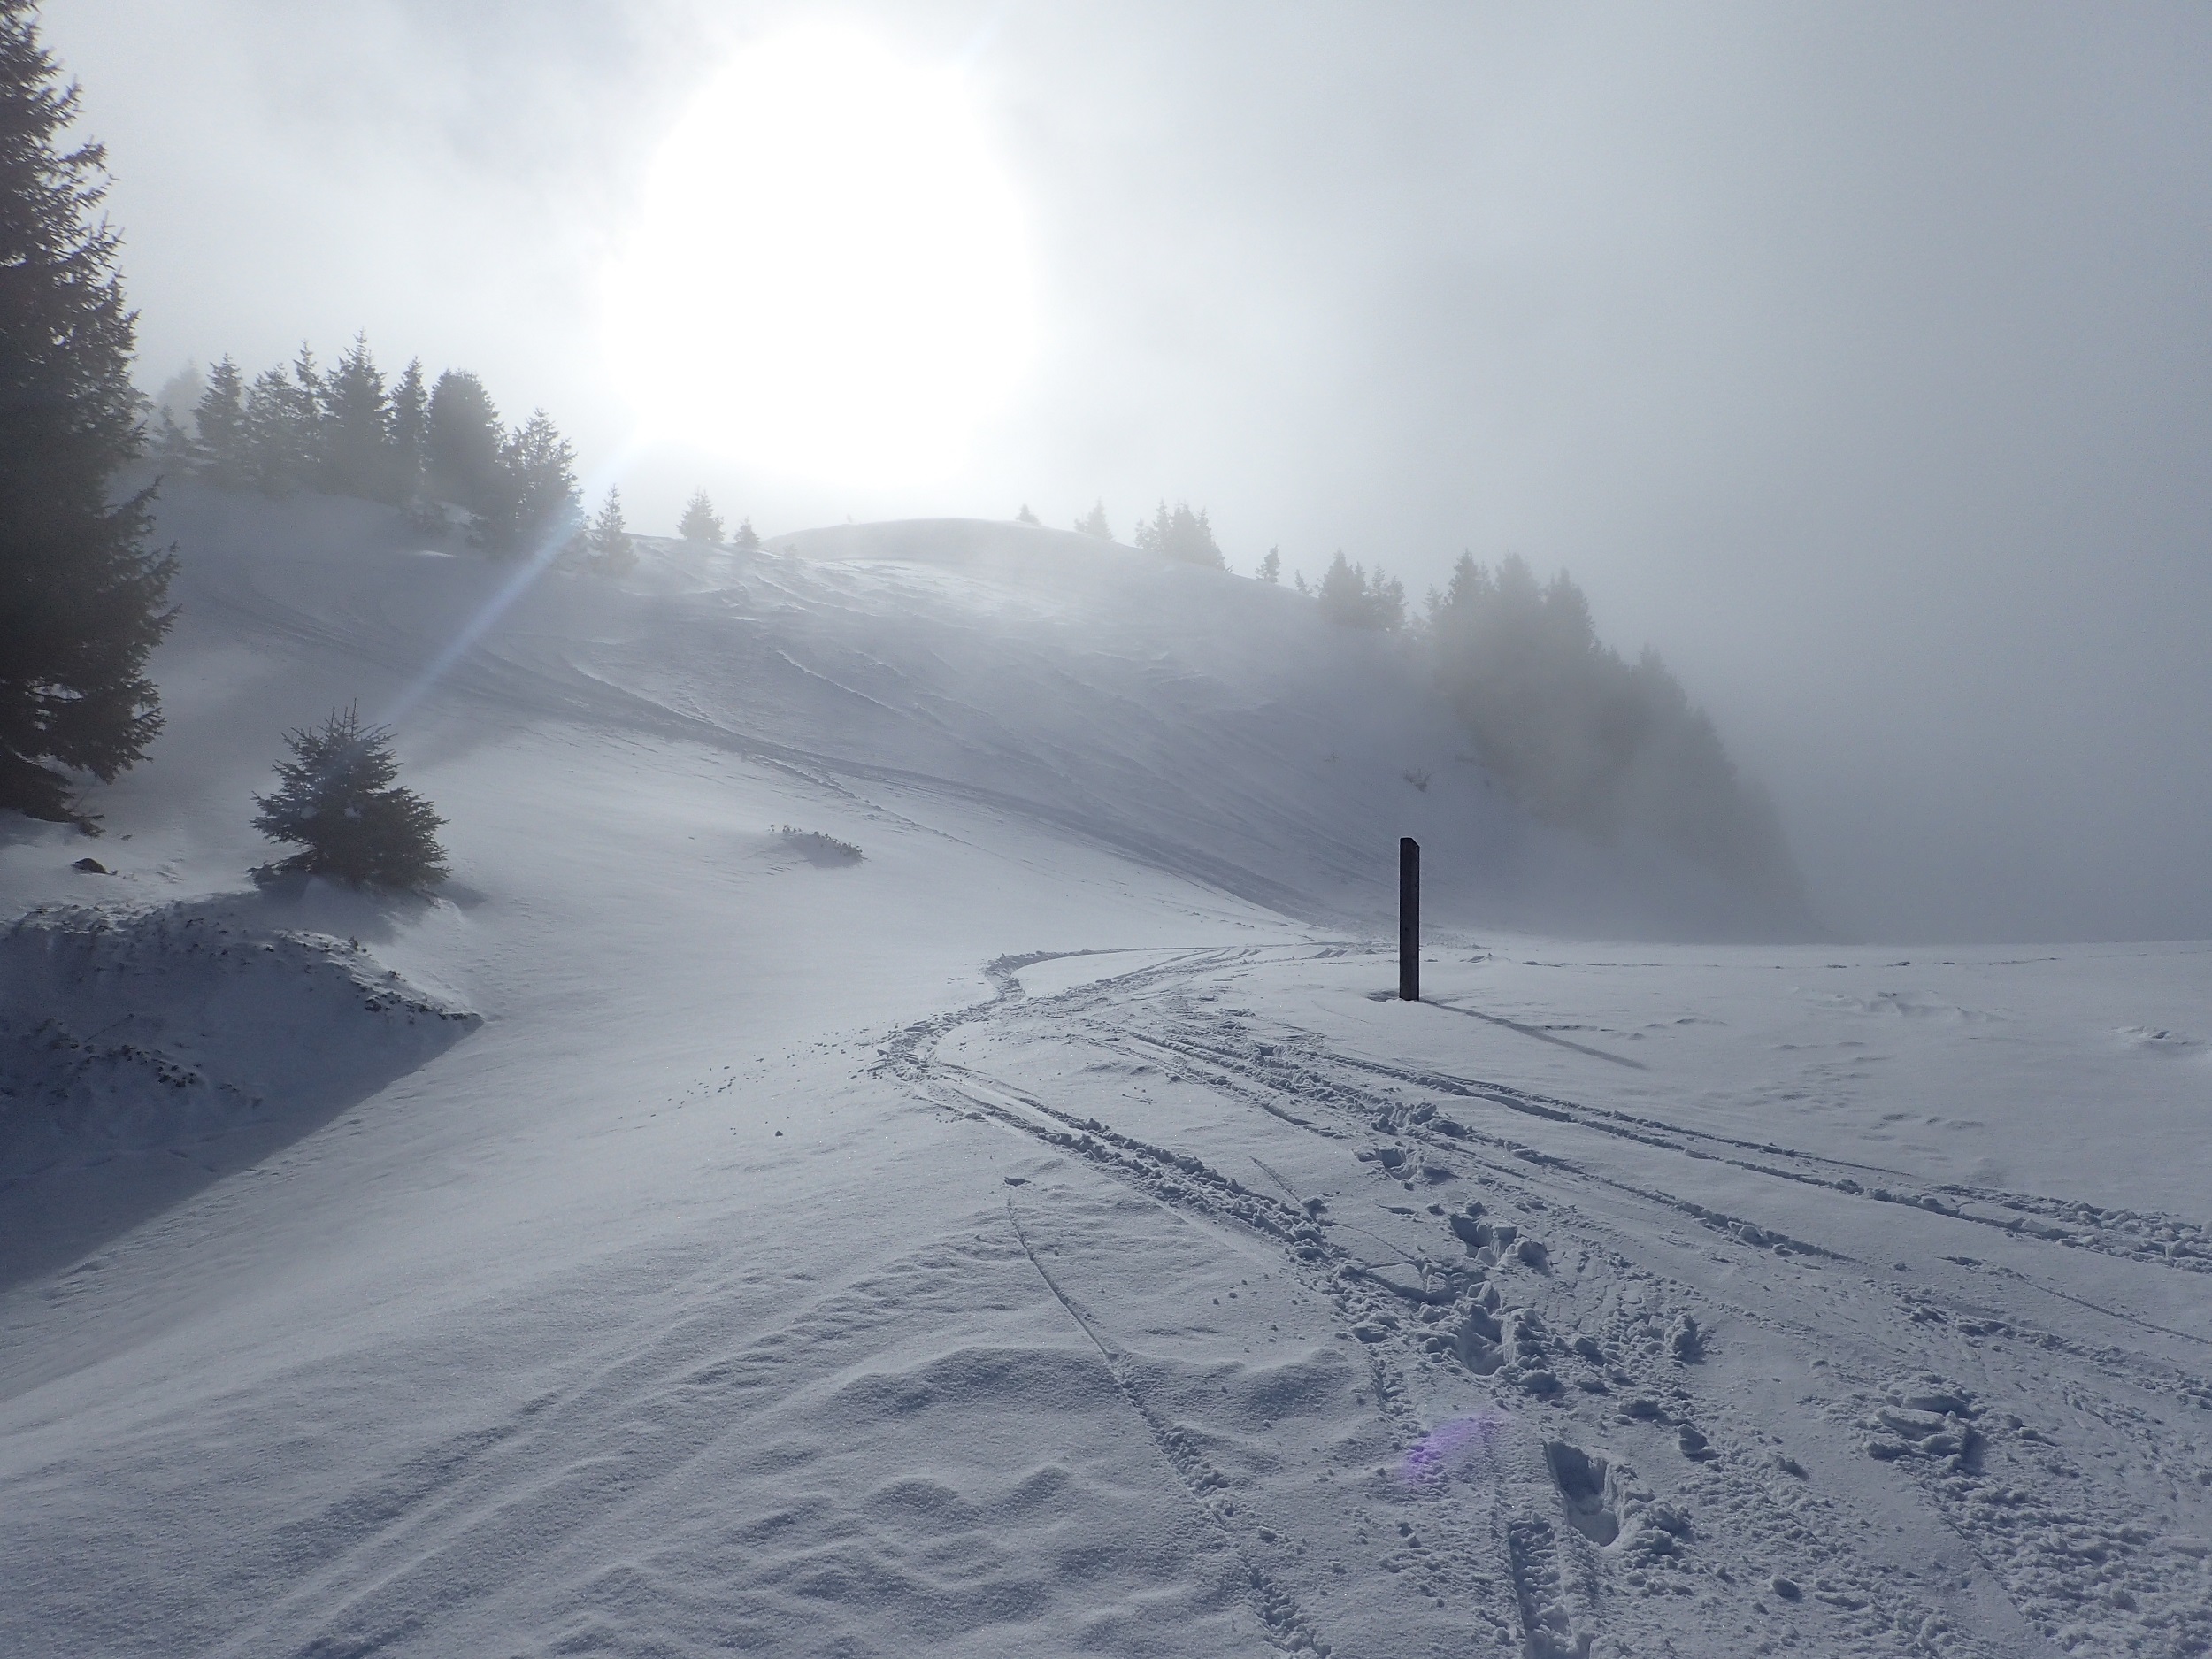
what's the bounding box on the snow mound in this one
[0,893,477,1286]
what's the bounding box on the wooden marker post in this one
[1399,836,1420,1002]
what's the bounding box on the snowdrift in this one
[0,890,476,1287]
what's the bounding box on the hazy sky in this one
[55,0,2212,944]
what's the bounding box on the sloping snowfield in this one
[3,493,2208,1657]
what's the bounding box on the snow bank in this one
[0,890,475,1286]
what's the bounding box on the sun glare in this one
[603,27,1038,485]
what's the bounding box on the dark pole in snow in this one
[1399,837,1420,1002]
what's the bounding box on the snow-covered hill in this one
[2,488,2207,1657]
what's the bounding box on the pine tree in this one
[730,516,761,553]
[423,369,505,517]
[191,355,250,488]
[1134,500,1225,568]
[677,489,723,543]
[1074,500,1112,541]
[319,332,396,501]
[1317,550,1366,624]
[494,410,579,556]
[0,5,176,821]
[1257,546,1280,584]
[148,363,200,472]
[1316,550,1404,629]
[243,352,320,495]
[388,357,427,506]
[250,705,449,889]
[585,486,634,574]
[1015,503,1041,526]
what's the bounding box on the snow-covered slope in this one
[1,488,2206,1658]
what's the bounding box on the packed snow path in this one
[878,941,2212,1657]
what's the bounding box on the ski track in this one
[872,941,2212,1658]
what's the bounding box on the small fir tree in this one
[730,516,761,553]
[1256,546,1280,584]
[1015,503,1041,526]
[677,489,724,542]
[0,4,177,821]
[585,487,634,574]
[251,705,449,889]
[1073,500,1112,540]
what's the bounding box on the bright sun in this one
[603,27,1038,485]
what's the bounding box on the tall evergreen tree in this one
[319,332,396,501]
[495,410,579,555]
[242,353,320,495]
[1256,546,1280,584]
[1074,500,1112,541]
[677,488,724,543]
[730,516,761,553]
[190,355,250,488]
[0,4,176,821]
[251,705,448,889]
[388,357,427,503]
[423,368,504,517]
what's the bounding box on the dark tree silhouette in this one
[0,4,176,821]
[388,357,427,504]
[1256,546,1281,584]
[242,349,321,495]
[494,410,579,555]
[189,356,250,488]
[1015,503,1041,526]
[730,516,761,553]
[1074,500,1112,541]
[251,706,449,890]
[319,332,396,501]
[677,489,724,543]
[423,369,505,517]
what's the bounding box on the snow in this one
[3,487,2208,1656]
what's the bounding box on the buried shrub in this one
[251,706,449,890]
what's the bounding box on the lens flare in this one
[1400,1407,1511,1488]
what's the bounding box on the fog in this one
[57,0,2212,944]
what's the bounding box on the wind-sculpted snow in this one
[0,895,477,1287]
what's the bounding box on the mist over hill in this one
[104,488,1815,943]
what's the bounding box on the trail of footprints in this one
[875,949,2212,1656]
